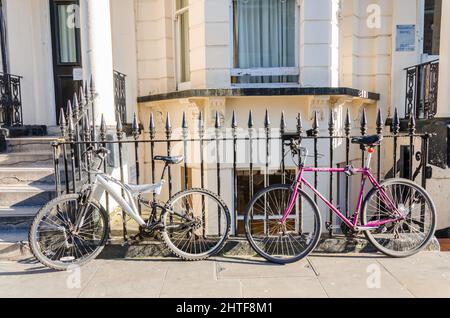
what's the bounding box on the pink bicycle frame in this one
[280,156,403,230]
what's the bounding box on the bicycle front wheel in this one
[244,184,322,264]
[161,188,231,260]
[361,179,436,257]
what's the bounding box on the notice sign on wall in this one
[396,25,416,52]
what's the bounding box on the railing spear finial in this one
[345,108,352,137]
[297,113,303,136]
[165,113,172,139]
[360,107,368,136]
[59,107,66,137]
[67,100,74,140]
[393,107,400,135]
[231,110,238,129]
[312,111,319,136]
[79,85,86,106]
[73,92,79,116]
[248,110,254,129]
[408,111,416,136]
[100,114,107,140]
[149,112,155,139]
[215,111,221,129]
[280,111,286,134]
[116,112,123,137]
[132,112,140,138]
[264,109,271,129]
[182,111,188,130]
[376,108,383,136]
[328,110,335,136]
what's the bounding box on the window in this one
[423,0,442,56]
[56,3,79,64]
[175,0,190,85]
[236,169,296,234]
[232,0,299,86]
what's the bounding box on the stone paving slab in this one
[215,256,316,279]
[240,277,327,298]
[0,253,449,298]
[376,253,450,298]
[308,255,415,298]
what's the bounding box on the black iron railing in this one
[405,59,439,119]
[114,70,127,123]
[0,72,23,127]
[51,102,433,241]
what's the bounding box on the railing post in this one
[52,141,61,196]
[297,113,304,233]
[165,113,173,199]
[328,110,335,235]
[312,111,319,204]
[132,113,142,216]
[215,111,222,235]
[198,111,206,236]
[248,110,255,232]
[344,109,351,218]
[116,114,128,243]
[264,110,271,235]
[100,114,109,212]
[408,113,416,180]
[232,111,238,234]
[67,102,77,193]
[149,113,156,202]
[392,108,400,177]
[376,108,383,182]
[280,111,286,184]
[59,108,70,194]
[182,112,189,190]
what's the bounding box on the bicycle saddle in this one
[154,155,184,165]
[351,135,382,146]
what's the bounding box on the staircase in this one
[0,137,58,230]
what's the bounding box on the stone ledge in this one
[98,235,441,259]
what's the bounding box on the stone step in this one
[0,167,55,185]
[0,206,42,218]
[0,185,55,207]
[5,137,57,154]
[0,153,53,167]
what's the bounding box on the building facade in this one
[0,0,449,233]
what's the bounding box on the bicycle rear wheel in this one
[161,188,231,260]
[29,194,109,271]
[361,179,436,257]
[244,184,322,264]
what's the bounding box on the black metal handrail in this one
[0,72,23,127]
[405,59,439,119]
[52,106,433,241]
[114,70,127,123]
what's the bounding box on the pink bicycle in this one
[244,134,437,264]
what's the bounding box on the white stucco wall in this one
[5,0,56,126]
[110,0,139,122]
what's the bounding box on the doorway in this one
[49,0,82,124]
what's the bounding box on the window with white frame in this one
[231,0,299,86]
[175,0,190,85]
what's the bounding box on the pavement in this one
[0,252,449,298]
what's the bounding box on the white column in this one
[80,0,116,125]
[436,0,450,117]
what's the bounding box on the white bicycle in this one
[29,147,231,271]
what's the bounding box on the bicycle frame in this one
[281,150,404,230]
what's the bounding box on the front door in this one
[50,0,82,124]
